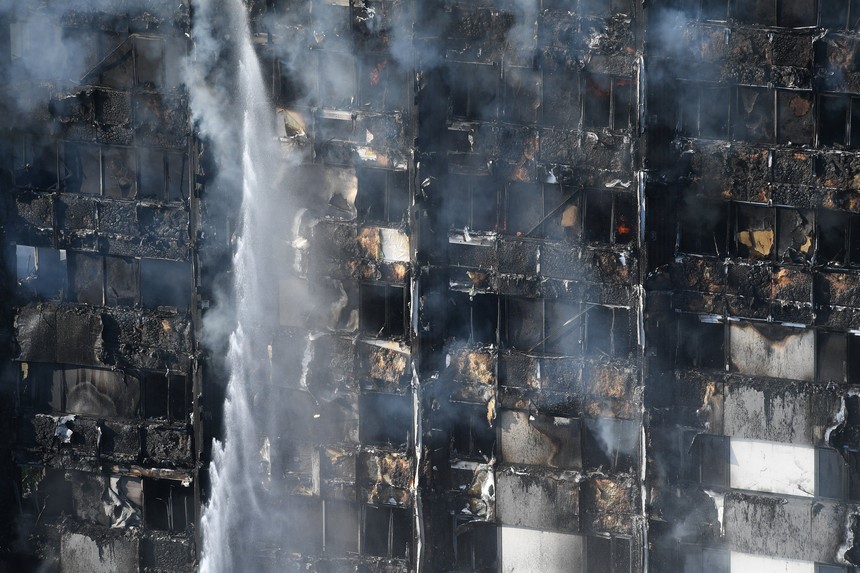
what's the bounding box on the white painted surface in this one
[729,439,815,497]
[730,552,815,573]
[729,323,814,381]
[500,527,582,573]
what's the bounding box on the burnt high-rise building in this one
[0,1,859,572]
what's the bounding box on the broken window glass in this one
[504,67,541,125]
[816,332,848,384]
[102,147,137,199]
[140,259,191,311]
[68,252,103,305]
[143,373,187,421]
[504,297,544,351]
[543,64,580,127]
[17,245,67,300]
[360,283,406,337]
[735,87,774,143]
[454,520,497,571]
[63,142,101,194]
[362,505,411,558]
[545,300,584,357]
[586,306,632,359]
[735,0,776,24]
[55,366,139,418]
[447,292,498,345]
[448,174,498,232]
[776,207,814,262]
[319,52,357,108]
[818,94,851,147]
[677,316,725,369]
[324,500,359,554]
[777,91,814,144]
[585,417,638,471]
[701,0,729,20]
[138,148,166,200]
[360,58,407,111]
[451,405,496,460]
[583,73,612,129]
[166,152,187,202]
[506,182,543,236]
[584,189,612,243]
[135,37,164,89]
[543,184,580,240]
[694,433,729,487]
[105,256,139,307]
[678,200,727,256]
[735,203,774,259]
[13,137,58,190]
[818,209,849,265]
[143,479,192,532]
[359,393,411,446]
[450,63,498,121]
[777,0,817,26]
[356,168,409,225]
[586,536,612,573]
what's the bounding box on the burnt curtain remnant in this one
[1,0,860,572]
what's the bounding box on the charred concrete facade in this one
[3,0,860,572]
[0,2,199,572]
[645,1,860,571]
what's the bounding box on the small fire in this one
[369,60,388,86]
[616,214,632,240]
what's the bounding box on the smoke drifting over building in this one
[2,0,860,572]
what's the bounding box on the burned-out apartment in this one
[1,0,860,572]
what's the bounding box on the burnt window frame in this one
[818,0,860,30]
[677,199,730,257]
[578,0,633,17]
[11,135,60,191]
[142,372,191,422]
[503,298,632,359]
[677,81,732,140]
[361,504,412,559]
[324,499,360,555]
[581,72,633,131]
[452,517,498,572]
[679,543,730,573]
[777,89,815,145]
[15,244,67,300]
[585,534,633,573]
[503,65,541,125]
[734,85,776,143]
[449,61,499,122]
[583,189,636,245]
[359,392,413,447]
[446,291,499,346]
[142,478,192,533]
[584,305,634,359]
[816,93,860,149]
[816,209,860,267]
[447,174,499,232]
[503,181,579,240]
[317,51,359,109]
[676,314,726,370]
[359,281,408,338]
[356,167,410,226]
[729,0,819,27]
[541,62,580,128]
[450,403,497,461]
[731,202,815,263]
